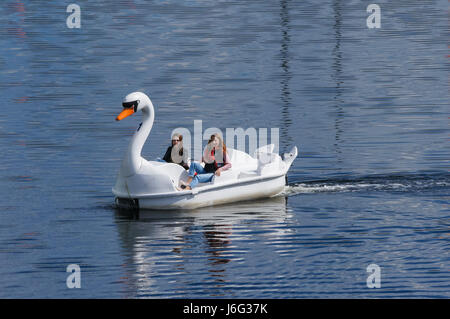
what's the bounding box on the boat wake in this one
[283,173,450,196]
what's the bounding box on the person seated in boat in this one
[179,134,231,190]
[163,133,189,170]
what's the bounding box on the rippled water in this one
[0,0,448,298]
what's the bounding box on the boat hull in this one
[115,174,286,210]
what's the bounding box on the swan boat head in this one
[115,92,155,178]
[116,92,153,121]
[113,92,188,199]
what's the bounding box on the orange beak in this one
[116,108,134,121]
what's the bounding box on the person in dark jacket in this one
[163,133,189,170]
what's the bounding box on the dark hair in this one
[172,133,183,142]
[172,133,184,156]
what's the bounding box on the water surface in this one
[0,0,448,298]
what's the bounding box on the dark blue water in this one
[0,0,448,298]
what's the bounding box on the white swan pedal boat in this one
[112,92,298,210]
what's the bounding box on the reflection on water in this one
[331,0,344,158]
[114,197,291,297]
[279,0,293,150]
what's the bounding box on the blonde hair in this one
[208,133,227,154]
